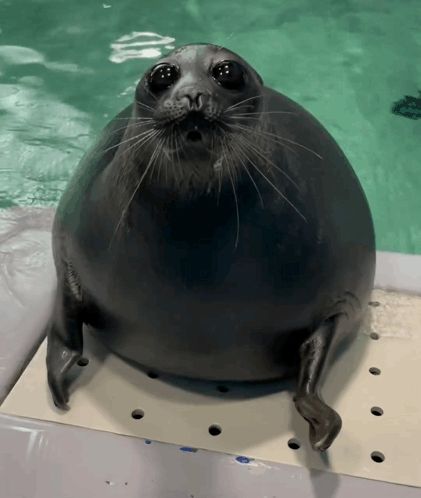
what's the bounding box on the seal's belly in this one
[88,299,310,381]
[75,204,369,380]
[83,250,324,380]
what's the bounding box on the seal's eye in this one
[148,64,179,93]
[211,60,245,90]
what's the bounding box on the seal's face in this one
[130,44,264,192]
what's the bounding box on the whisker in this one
[227,123,299,189]
[224,104,256,114]
[215,137,223,204]
[227,140,264,208]
[135,100,155,113]
[174,129,183,187]
[227,121,321,160]
[221,138,240,249]
[118,128,158,157]
[232,122,323,160]
[113,117,155,121]
[108,120,154,137]
[226,110,296,117]
[104,126,157,153]
[226,95,263,111]
[109,133,164,247]
[156,134,167,184]
[234,135,307,222]
[113,130,160,189]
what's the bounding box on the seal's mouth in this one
[186,128,203,142]
[180,112,210,145]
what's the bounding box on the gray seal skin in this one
[46,43,376,452]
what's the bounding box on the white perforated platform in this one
[1,289,420,488]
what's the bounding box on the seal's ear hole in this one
[370,332,380,340]
[77,358,89,367]
[209,424,222,436]
[369,367,381,375]
[287,438,301,450]
[369,301,380,307]
[132,409,145,420]
[371,451,385,463]
[371,406,384,417]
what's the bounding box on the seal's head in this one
[125,44,264,193]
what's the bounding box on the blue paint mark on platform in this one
[180,446,198,453]
[236,456,253,464]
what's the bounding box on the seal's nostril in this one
[195,93,204,109]
[180,91,205,110]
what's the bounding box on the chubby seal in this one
[46,43,376,451]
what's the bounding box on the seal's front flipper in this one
[294,315,343,452]
[46,283,83,410]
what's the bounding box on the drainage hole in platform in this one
[371,451,385,463]
[369,301,380,307]
[131,409,145,420]
[369,367,381,376]
[147,371,159,379]
[217,385,229,393]
[287,438,301,450]
[370,332,380,340]
[209,424,222,436]
[77,358,89,367]
[371,406,384,416]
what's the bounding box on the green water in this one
[0,0,420,253]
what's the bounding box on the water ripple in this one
[109,31,175,63]
[0,45,92,74]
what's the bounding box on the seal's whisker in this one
[114,117,155,121]
[224,104,255,114]
[119,128,158,158]
[227,113,295,123]
[243,138,300,189]
[135,100,155,113]
[235,135,307,222]
[109,120,154,137]
[114,129,161,190]
[156,134,168,184]
[104,127,157,153]
[110,134,164,246]
[227,124,300,190]
[227,110,296,117]
[228,167,240,249]
[226,95,262,111]
[227,115,264,122]
[231,122,323,160]
[215,142,223,205]
[228,140,264,208]
[173,127,183,188]
[221,138,240,249]
[164,128,173,185]
[225,135,239,186]
[174,129,183,188]
[163,135,169,185]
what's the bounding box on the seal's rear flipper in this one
[46,280,83,410]
[294,315,344,451]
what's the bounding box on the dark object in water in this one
[391,91,421,120]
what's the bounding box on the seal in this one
[46,43,376,451]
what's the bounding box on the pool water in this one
[0,0,420,253]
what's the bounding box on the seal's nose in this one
[177,87,208,111]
